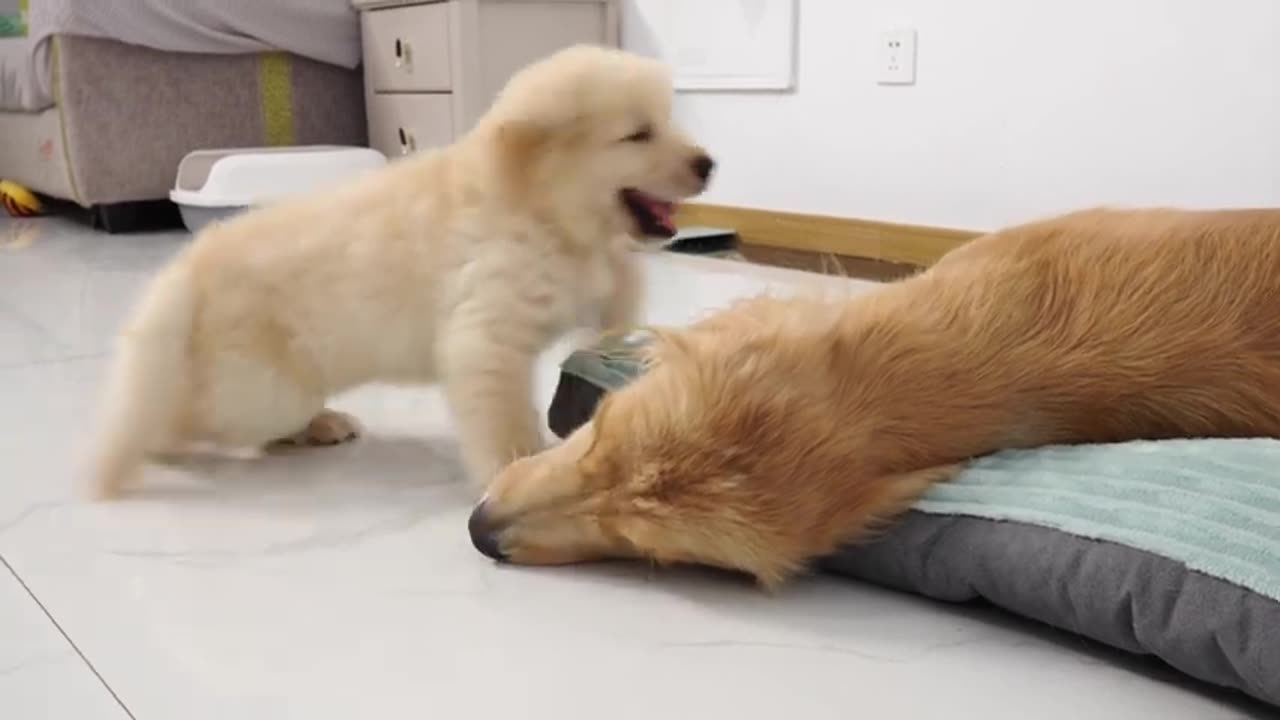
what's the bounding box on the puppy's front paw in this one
[283,409,362,446]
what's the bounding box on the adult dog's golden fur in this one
[91,45,712,499]
[471,207,1280,587]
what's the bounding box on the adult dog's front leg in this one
[441,329,543,491]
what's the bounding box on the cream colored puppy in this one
[92,45,714,499]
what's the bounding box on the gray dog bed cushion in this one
[822,443,1280,709]
[549,335,1280,709]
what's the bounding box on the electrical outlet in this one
[877,29,917,85]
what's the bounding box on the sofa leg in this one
[89,200,184,234]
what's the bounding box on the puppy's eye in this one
[621,126,653,143]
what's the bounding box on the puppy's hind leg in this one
[93,337,193,500]
[201,355,360,453]
[92,264,196,500]
[276,408,363,447]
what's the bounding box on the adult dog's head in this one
[474,45,714,243]
[465,298,949,588]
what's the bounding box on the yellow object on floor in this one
[0,180,42,217]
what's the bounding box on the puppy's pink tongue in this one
[657,203,676,233]
[646,196,677,233]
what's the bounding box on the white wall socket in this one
[877,29,917,85]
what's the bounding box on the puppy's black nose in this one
[468,500,507,561]
[691,154,715,182]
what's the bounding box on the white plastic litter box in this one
[170,145,386,233]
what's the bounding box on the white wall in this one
[623,0,1280,231]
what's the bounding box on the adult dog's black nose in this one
[468,500,507,561]
[691,154,715,182]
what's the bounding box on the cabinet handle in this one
[394,39,412,69]
[399,128,416,155]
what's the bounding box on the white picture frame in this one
[626,0,799,92]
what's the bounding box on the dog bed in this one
[547,332,1280,709]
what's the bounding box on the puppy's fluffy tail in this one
[92,261,196,500]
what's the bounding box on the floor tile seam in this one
[0,553,137,719]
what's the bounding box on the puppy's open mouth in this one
[620,189,677,240]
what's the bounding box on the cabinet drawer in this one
[368,93,455,159]
[362,3,453,92]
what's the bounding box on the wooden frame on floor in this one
[676,203,981,270]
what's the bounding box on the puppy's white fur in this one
[92,45,712,498]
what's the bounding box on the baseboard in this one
[736,245,920,282]
[675,203,980,267]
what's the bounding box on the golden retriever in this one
[92,45,714,499]
[469,207,1280,587]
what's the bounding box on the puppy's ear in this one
[494,120,548,192]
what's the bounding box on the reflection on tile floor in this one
[0,217,1265,719]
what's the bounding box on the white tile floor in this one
[0,216,1267,719]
